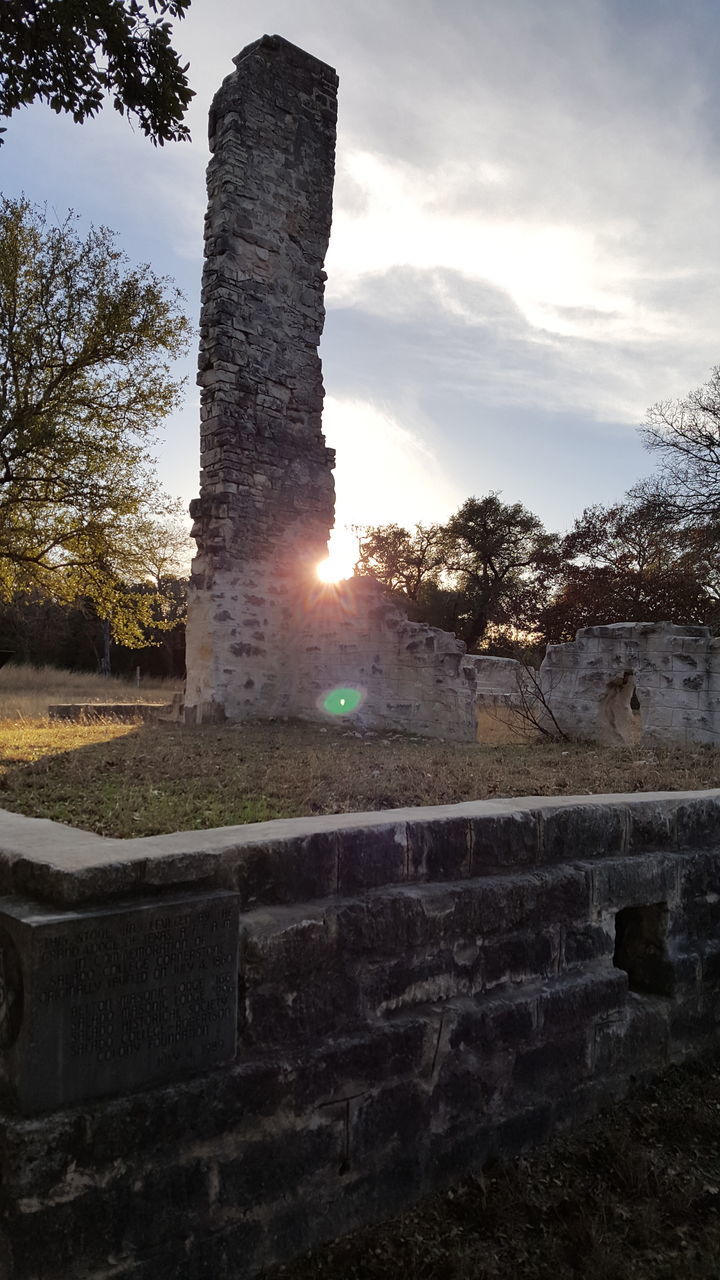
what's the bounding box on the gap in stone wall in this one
[613,902,673,997]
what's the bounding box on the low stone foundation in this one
[48,703,173,723]
[0,790,719,1276]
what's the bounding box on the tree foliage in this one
[642,365,720,520]
[355,523,446,601]
[356,483,720,651]
[0,195,191,644]
[0,0,194,146]
[540,494,718,642]
[443,495,560,650]
[356,495,560,651]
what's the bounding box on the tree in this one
[0,195,191,644]
[355,523,446,601]
[356,496,558,651]
[642,364,720,519]
[0,0,194,147]
[443,495,559,650]
[540,492,718,642]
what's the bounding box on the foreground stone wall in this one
[1,790,720,1276]
[542,622,720,746]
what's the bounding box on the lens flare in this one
[317,557,352,584]
[322,687,362,715]
[317,527,358,583]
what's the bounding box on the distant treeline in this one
[0,580,186,679]
[356,488,720,661]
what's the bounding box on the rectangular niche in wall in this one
[613,902,673,997]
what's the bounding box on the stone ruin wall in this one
[2,791,720,1277]
[185,35,337,725]
[183,40,720,750]
[540,622,720,747]
[184,36,518,740]
[288,578,525,738]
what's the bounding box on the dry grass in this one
[0,661,180,721]
[270,1052,720,1280]
[1,710,720,837]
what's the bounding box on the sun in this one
[316,528,358,583]
[316,555,352,584]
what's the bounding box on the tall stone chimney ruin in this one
[185,36,516,739]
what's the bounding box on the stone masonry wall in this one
[541,622,720,746]
[1,791,720,1276]
[289,578,524,738]
[184,36,521,739]
[185,35,337,723]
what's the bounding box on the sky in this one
[3,0,720,575]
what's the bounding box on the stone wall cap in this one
[1,789,720,907]
[576,622,712,640]
[232,34,338,81]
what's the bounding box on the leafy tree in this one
[355,523,446,601]
[0,195,191,644]
[642,364,720,519]
[443,495,559,650]
[356,496,558,651]
[0,0,194,146]
[541,493,718,642]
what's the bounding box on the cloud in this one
[323,394,461,527]
[5,0,720,537]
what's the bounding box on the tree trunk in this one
[100,619,111,677]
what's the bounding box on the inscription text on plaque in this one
[0,891,240,1112]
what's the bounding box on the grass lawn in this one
[270,1051,720,1280]
[1,718,720,836]
[1,717,720,837]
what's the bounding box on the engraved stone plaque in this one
[0,891,239,1113]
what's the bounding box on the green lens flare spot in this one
[323,687,362,716]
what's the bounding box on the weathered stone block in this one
[332,890,426,957]
[542,803,626,862]
[563,920,615,967]
[538,966,627,1034]
[676,797,720,850]
[351,1080,427,1161]
[589,853,679,911]
[678,848,720,896]
[244,969,361,1045]
[337,823,406,893]
[449,866,590,939]
[358,952,458,1017]
[217,1122,343,1212]
[289,1018,427,1110]
[234,831,338,908]
[407,815,472,881]
[471,811,540,871]
[627,799,677,851]
[481,928,560,989]
[446,987,538,1052]
[513,1032,590,1096]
